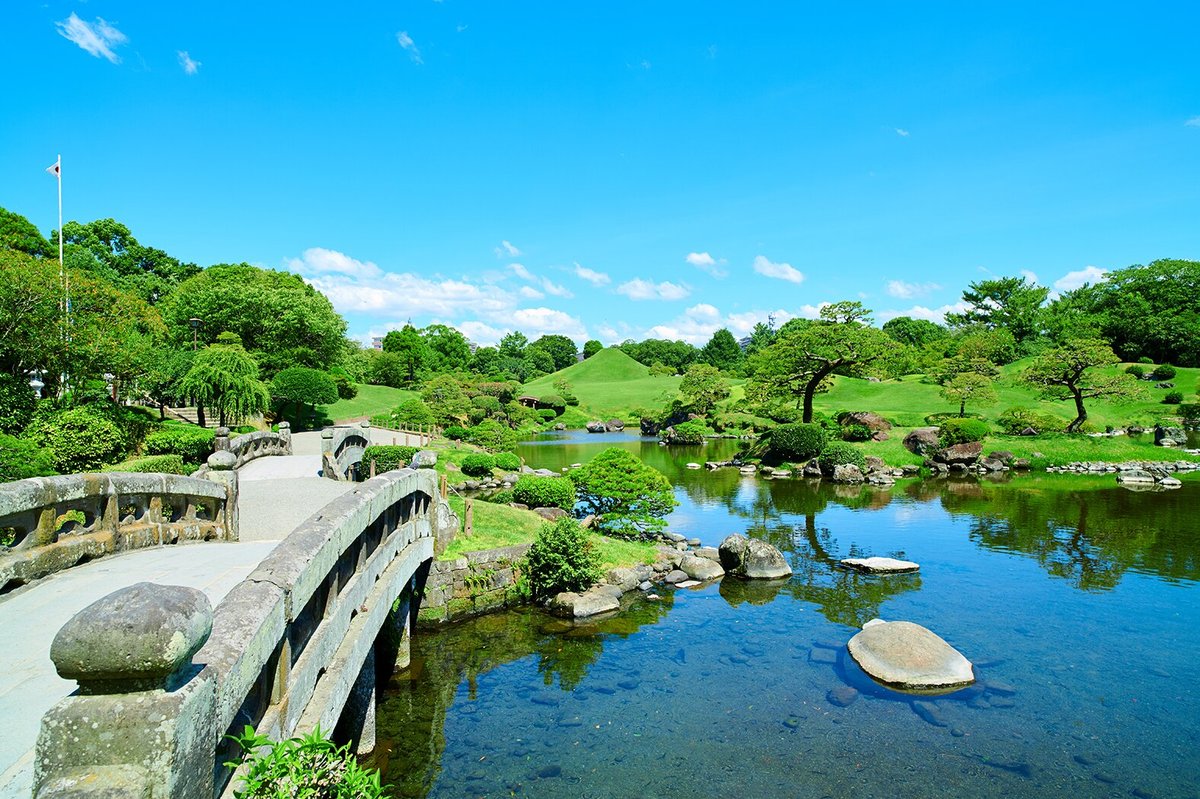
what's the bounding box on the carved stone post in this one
[213,426,231,453]
[321,428,340,481]
[205,450,239,541]
[34,583,217,799]
[278,421,292,455]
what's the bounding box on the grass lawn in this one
[522,348,680,423]
[320,384,417,423]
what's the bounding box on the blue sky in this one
[3,2,1199,346]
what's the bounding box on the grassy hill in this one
[320,384,418,423]
[521,348,681,425]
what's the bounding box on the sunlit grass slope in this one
[522,348,681,424]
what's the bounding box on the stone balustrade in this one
[321,421,371,481]
[217,422,292,468]
[32,467,460,799]
[0,453,239,594]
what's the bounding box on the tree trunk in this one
[1066,388,1087,433]
[802,366,836,423]
[959,399,966,417]
[197,402,206,428]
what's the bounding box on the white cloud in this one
[877,301,970,325]
[1020,269,1040,285]
[456,320,506,346]
[574,263,611,286]
[510,307,589,340]
[616,278,691,301]
[56,13,127,63]
[509,262,534,281]
[596,324,622,343]
[396,31,423,64]
[643,305,818,345]
[886,280,941,299]
[752,255,805,284]
[177,51,200,75]
[286,247,383,279]
[1186,116,1200,128]
[494,240,521,258]
[518,286,544,299]
[896,128,910,137]
[509,262,573,298]
[1053,265,1108,293]
[685,251,728,278]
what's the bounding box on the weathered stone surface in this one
[831,464,865,484]
[680,555,725,581]
[1116,469,1155,485]
[585,421,607,433]
[847,619,974,691]
[533,507,569,522]
[549,589,619,618]
[1155,426,1187,447]
[903,427,940,456]
[206,450,236,471]
[840,557,920,574]
[50,582,212,690]
[695,546,721,562]
[664,569,689,584]
[606,566,640,591]
[935,441,983,465]
[838,411,892,434]
[719,534,792,579]
[410,450,438,468]
[606,419,625,431]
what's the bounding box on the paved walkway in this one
[0,428,425,797]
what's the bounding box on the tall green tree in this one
[945,276,1048,350]
[420,324,471,372]
[529,335,578,371]
[0,207,53,258]
[939,373,997,417]
[270,367,339,427]
[420,374,471,426]
[678,363,731,414]
[1021,339,1143,432]
[881,316,947,349]
[699,328,743,372]
[498,331,528,359]
[176,342,269,427]
[747,303,904,423]
[582,339,603,359]
[60,218,199,304]
[743,322,777,357]
[381,325,430,387]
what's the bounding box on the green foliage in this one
[537,408,557,421]
[0,373,37,435]
[583,339,603,359]
[362,445,418,473]
[61,218,199,305]
[678,363,731,414]
[648,362,676,377]
[420,323,471,373]
[387,399,436,430]
[443,425,467,440]
[817,442,867,475]
[530,334,579,371]
[461,453,496,477]
[1125,365,1145,378]
[1163,390,1184,404]
[537,394,567,414]
[0,433,56,481]
[1138,356,1154,364]
[487,489,515,505]
[939,371,998,417]
[523,517,603,599]
[840,423,873,442]
[938,417,991,446]
[620,338,698,372]
[103,454,186,474]
[493,452,521,471]
[1178,404,1200,424]
[224,725,385,799]
[996,407,1068,435]
[176,343,270,427]
[769,422,828,461]
[270,367,338,425]
[143,425,215,463]
[331,373,357,400]
[699,328,744,373]
[0,207,53,258]
[882,316,948,349]
[421,374,471,425]
[1022,338,1144,432]
[381,324,429,387]
[945,276,1049,350]
[465,419,517,452]
[513,475,577,510]
[472,395,502,414]
[1152,364,1177,380]
[567,448,676,539]
[665,419,707,444]
[26,406,126,471]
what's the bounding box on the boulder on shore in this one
[847,619,974,691]
[585,421,607,433]
[934,441,983,466]
[831,464,865,484]
[840,557,920,574]
[719,534,792,579]
[680,554,725,581]
[549,588,620,619]
[903,427,940,456]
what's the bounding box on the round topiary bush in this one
[523,517,602,599]
[537,409,558,421]
[143,425,216,464]
[1163,390,1184,404]
[443,425,467,441]
[1125,365,1145,378]
[1152,364,1177,381]
[996,407,1067,435]
[35,407,126,472]
[512,475,577,510]
[494,452,521,471]
[460,453,496,477]
[1138,356,1153,364]
[938,417,991,446]
[817,442,866,475]
[538,395,567,415]
[770,423,828,461]
[464,419,517,453]
[0,433,56,482]
[472,395,502,414]
[665,419,707,444]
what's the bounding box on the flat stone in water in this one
[912,700,947,727]
[537,765,562,779]
[847,619,975,691]
[809,648,838,665]
[827,686,859,707]
[839,556,920,574]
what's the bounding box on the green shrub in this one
[143,426,216,463]
[472,395,502,414]
[494,452,521,471]
[537,408,558,421]
[1125,365,1145,378]
[464,419,517,453]
[24,407,127,472]
[1152,365,1177,380]
[0,433,56,482]
[840,423,873,442]
[0,374,37,435]
[102,454,186,475]
[1138,356,1153,364]
[538,394,567,415]
[1163,390,1184,404]
[444,425,467,441]
[665,419,707,444]
[568,448,676,539]
[817,442,866,475]
[461,453,496,477]
[512,476,576,510]
[523,517,602,599]
[770,423,828,461]
[996,407,1067,435]
[388,399,436,430]
[225,726,386,799]
[486,489,515,505]
[332,373,358,400]
[362,445,418,473]
[938,417,990,446]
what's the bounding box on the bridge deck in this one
[0,428,423,798]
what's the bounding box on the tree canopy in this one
[381,325,430,387]
[175,342,270,427]
[699,328,743,373]
[0,207,53,258]
[945,276,1048,351]
[61,218,199,305]
[1021,338,1143,432]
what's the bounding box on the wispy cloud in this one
[508,263,572,298]
[616,278,690,301]
[1020,269,1040,285]
[895,128,910,137]
[752,255,804,284]
[574,263,611,286]
[177,51,201,75]
[56,13,127,63]
[1053,265,1108,292]
[494,239,521,258]
[1186,116,1200,128]
[644,304,819,345]
[685,251,728,278]
[885,279,941,299]
[877,301,970,325]
[396,31,423,64]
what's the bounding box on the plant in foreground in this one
[225,726,386,799]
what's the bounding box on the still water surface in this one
[374,431,1200,798]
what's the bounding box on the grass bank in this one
[321,384,417,423]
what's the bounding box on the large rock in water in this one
[1155,425,1187,447]
[903,427,940,456]
[586,421,608,433]
[847,619,974,691]
[680,554,725,581]
[549,588,619,619]
[719,534,792,579]
[934,441,983,465]
[840,557,920,574]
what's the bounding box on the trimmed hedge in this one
[770,423,828,461]
[1125,365,1145,378]
[512,476,576,510]
[102,454,186,475]
[464,419,517,453]
[362,445,418,473]
[666,419,707,444]
[443,425,467,441]
[996,407,1067,435]
[143,426,216,464]
[1151,365,1177,380]
[938,418,991,446]
[461,453,496,477]
[494,452,521,471]
[1163,391,1184,405]
[27,407,127,472]
[0,433,56,482]
[817,442,866,475]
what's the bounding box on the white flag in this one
[46,157,60,179]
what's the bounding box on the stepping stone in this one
[840,557,920,574]
[847,618,974,691]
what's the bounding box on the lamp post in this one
[189,318,202,351]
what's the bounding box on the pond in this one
[373,431,1200,798]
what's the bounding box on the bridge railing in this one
[0,457,239,594]
[321,422,371,480]
[220,422,292,468]
[32,467,460,799]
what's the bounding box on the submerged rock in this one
[718,534,792,579]
[549,588,619,619]
[840,556,920,574]
[847,619,974,691]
